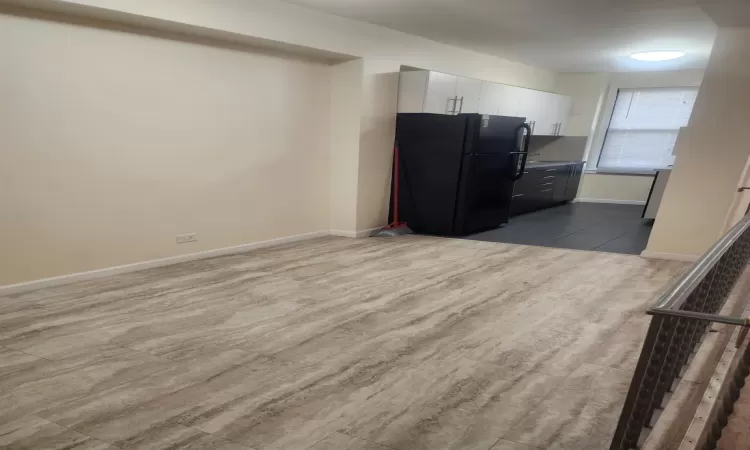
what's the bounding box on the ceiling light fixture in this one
[630,51,686,61]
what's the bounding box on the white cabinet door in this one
[478,82,521,116]
[423,72,458,114]
[514,88,545,134]
[455,76,482,114]
[495,85,522,116]
[477,82,498,115]
[535,91,561,136]
[539,94,573,136]
[397,71,430,113]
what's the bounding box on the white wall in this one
[0,0,560,285]
[0,12,331,285]
[329,59,364,234]
[578,174,655,205]
[12,0,557,234]
[555,70,704,204]
[646,27,750,258]
[554,73,609,138]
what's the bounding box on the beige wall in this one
[0,1,560,285]
[329,59,364,234]
[578,174,655,204]
[0,12,331,285]
[12,0,557,234]
[555,70,704,204]
[32,0,556,90]
[554,73,609,138]
[646,28,750,258]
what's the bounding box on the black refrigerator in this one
[394,113,531,236]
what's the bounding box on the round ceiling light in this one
[630,51,686,61]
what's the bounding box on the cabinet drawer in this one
[515,169,551,185]
[511,163,581,216]
[534,185,555,199]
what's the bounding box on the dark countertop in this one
[525,161,584,169]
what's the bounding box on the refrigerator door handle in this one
[512,123,532,181]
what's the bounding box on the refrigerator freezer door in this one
[469,114,528,155]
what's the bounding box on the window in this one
[598,87,698,171]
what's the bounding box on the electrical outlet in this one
[176,233,197,244]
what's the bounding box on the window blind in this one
[598,87,698,171]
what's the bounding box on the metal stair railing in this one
[610,213,750,450]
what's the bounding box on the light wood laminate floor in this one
[0,236,687,450]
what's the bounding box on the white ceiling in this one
[698,0,750,27]
[281,0,719,72]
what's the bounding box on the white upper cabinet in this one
[514,88,545,134]
[397,70,481,115]
[423,72,459,114]
[397,69,571,135]
[477,82,499,115]
[397,71,430,113]
[478,82,515,115]
[479,82,522,116]
[454,77,482,114]
[534,91,561,136]
[505,90,573,136]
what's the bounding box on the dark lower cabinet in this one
[552,165,570,202]
[510,162,585,217]
[565,162,584,201]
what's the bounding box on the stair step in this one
[716,373,750,450]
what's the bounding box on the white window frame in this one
[586,78,702,175]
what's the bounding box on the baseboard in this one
[640,250,699,262]
[0,230,329,296]
[329,229,358,238]
[575,198,647,206]
[329,227,383,238]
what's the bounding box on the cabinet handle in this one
[457,96,464,114]
[447,96,458,114]
[513,194,524,198]
[543,175,554,179]
[540,182,553,186]
[545,169,556,172]
[541,189,553,192]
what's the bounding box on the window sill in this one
[585,167,671,176]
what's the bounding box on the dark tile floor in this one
[467,203,653,255]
